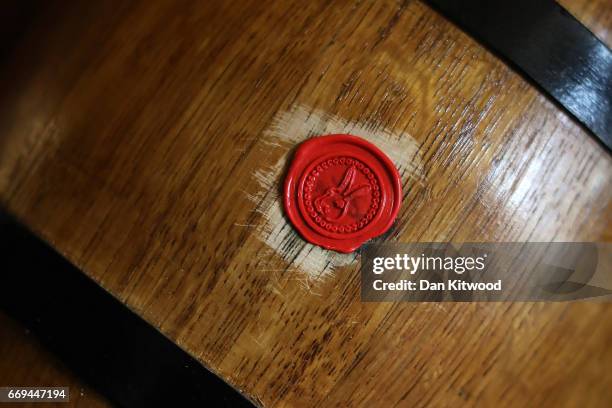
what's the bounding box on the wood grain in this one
[0,0,611,406]
[0,312,110,408]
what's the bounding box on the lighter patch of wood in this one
[244,104,423,284]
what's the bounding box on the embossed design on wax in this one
[284,134,402,253]
[303,158,380,233]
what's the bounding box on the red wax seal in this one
[284,134,402,253]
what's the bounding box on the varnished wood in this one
[1,0,611,406]
[0,312,110,408]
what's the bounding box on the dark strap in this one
[426,0,612,151]
[0,211,254,408]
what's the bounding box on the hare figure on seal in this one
[314,166,371,222]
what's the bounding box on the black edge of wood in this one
[0,209,256,408]
[425,0,612,152]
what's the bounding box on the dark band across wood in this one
[0,211,254,408]
[426,0,612,151]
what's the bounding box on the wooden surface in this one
[0,312,110,408]
[1,0,611,406]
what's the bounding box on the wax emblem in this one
[284,134,402,253]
